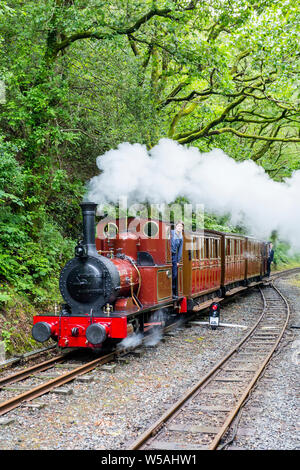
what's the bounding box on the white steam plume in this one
[87,138,300,249]
[117,331,143,350]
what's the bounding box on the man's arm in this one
[170,230,176,254]
[177,238,183,263]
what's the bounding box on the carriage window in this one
[215,239,219,258]
[226,239,230,256]
[205,238,210,258]
[193,237,198,260]
[200,238,204,260]
[195,237,200,259]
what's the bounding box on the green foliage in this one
[204,213,242,234]
[0,291,12,305]
[0,136,77,306]
[1,323,13,354]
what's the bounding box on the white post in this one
[0,341,5,363]
[0,80,6,104]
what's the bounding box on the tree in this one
[123,1,300,175]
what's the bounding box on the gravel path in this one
[0,279,298,450]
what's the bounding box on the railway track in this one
[0,351,116,416]
[271,266,300,279]
[129,282,291,450]
[0,318,184,417]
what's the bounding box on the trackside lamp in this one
[209,302,220,330]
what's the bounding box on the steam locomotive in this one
[32,202,269,350]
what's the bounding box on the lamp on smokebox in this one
[209,302,220,330]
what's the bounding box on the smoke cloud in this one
[87,138,300,250]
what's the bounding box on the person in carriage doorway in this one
[267,242,274,278]
[171,221,184,298]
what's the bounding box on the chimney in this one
[79,201,98,257]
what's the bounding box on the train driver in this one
[267,242,274,278]
[171,221,184,298]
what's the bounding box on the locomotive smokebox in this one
[59,200,121,315]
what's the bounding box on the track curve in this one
[129,282,291,450]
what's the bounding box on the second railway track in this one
[0,351,116,416]
[129,282,291,450]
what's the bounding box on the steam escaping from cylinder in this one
[144,328,163,347]
[117,331,143,350]
[87,138,300,250]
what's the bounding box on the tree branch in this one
[174,95,247,142]
[206,127,300,143]
[47,4,198,61]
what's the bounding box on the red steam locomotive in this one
[32,202,269,350]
